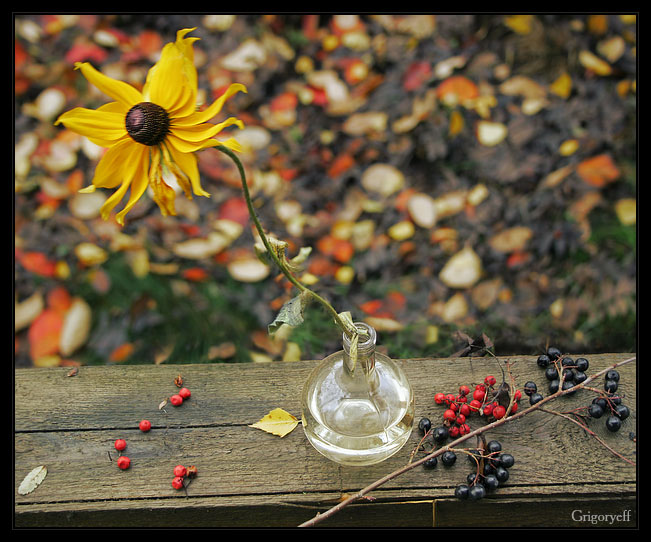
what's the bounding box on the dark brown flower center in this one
[125,102,170,146]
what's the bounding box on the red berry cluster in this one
[172,464,198,490]
[110,375,194,479]
[433,374,522,437]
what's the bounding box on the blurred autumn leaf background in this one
[14,14,636,369]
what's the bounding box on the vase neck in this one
[342,322,376,374]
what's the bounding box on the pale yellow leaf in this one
[18,465,47,495]
[249,408,299,437]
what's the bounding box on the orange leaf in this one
[137,30,163,57]
[183,267,209,282]
[576,154,620,187]
[109,343,135,363]
[436,76,479,105]
[327,153,355,178]
[270,92,298,112]
[47,286,72,314]
[65,169,84,193]
[19,251,57,278]
[316,235,354,263]
[218,197,250,227]
[28,309,63,361]
[359,299,384,315]
[403,61,431,91]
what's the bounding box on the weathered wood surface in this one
[15,353,636,528]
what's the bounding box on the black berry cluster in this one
[453,440,515,501]
[586,370,631,433]
[535,347,590,398]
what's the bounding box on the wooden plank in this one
[15,353,636,527]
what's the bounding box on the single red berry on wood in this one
[173,465,187,477]
[510,402,519,413]
[472,389,485,402]
[513,390,522,401]
[114,439,127,451]
[482,403,494,417]
[456,414,466,425]
[449,425,460,438]
[456,394,468,404]
[485,375,497,387]
[443,409,457,421]
[178,388,191,400]
[448,402,459,412]
[434,392,446,404]
[170,394,183,406]
[445,394,456,405]
[459,385,470,396]
[139,419,152,432]
[459,404,471,416]
[459,423,471,435]
[172,476,184,490]
[117,456,131,470]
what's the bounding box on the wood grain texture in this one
[15,353,636,528]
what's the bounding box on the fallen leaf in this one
[488,226,533,253]
[249,408,299,437]
[59,297,92,356]
[18,466,47,495]
[549,72,573,99]
[28,309,63,361]
[361,163,405,197]
[439,246,482,289]
[614,198,636,225]
[578,50,612,76]
[476,121,508,146]
[15,291,44,332]
[436,75,479,106]
[503,14,534,35]
[576,154,620,187]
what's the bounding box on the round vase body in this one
[301,324,414,466]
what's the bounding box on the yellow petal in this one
[55,107,127,146]
[216,137,243,153]
[169,117,244,143]
[143,29,199,118]
[165,141,210,197]
[74,62,143,107]
[115,148,150,225]
[172,83,247,126]
[92,138,141,188]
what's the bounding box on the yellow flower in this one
[55,28,247,225]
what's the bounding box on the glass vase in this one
[301,322,414,466]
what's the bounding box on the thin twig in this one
[298,355,636,527]
[539,407,635,465]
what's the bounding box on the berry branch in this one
[297,355,635,528]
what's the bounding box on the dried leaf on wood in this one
[249,408,299,438]
[18,466,47,495]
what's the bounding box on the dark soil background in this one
[14,14,637,368]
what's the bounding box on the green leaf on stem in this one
[268,291,310,335]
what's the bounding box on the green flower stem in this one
[216,145,354,338]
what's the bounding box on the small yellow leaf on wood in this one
[249,408,299,437]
